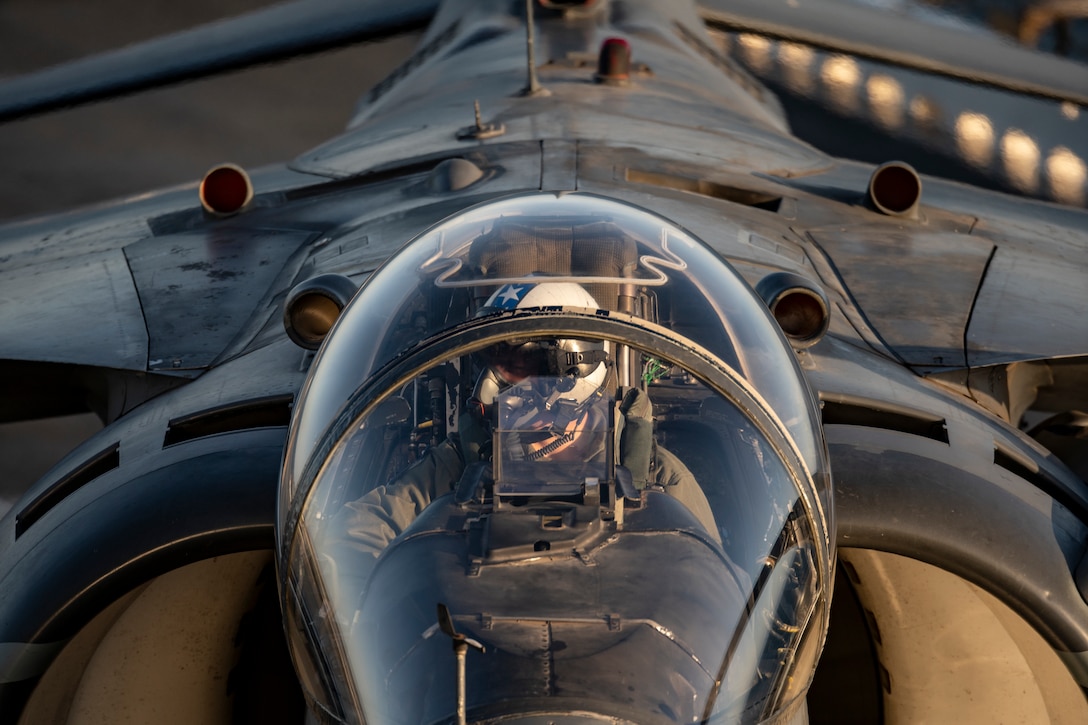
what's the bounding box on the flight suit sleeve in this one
[621,386,720,542]
[339,440,465,560]
[652,445,720,543]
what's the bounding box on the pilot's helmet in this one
[471,281,611,463]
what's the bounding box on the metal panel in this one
[541,139,577,192]
[125,229,313,371]
[968,242,1088,367]
[699,0,1088,106]
[808,227,993,367]
[0,249,148,369]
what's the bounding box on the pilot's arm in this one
[339,439,465,561]
[652,445,719,541]
[338,386,718,564]
[620,386,720,541]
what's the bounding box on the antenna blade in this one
[0,0,438,123]
[699,0,1088,106]
[437,602,458,637]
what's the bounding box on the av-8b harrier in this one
[0,1,1087,723]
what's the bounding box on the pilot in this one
[339,282,718,567]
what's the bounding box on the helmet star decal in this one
[493,283,527,308]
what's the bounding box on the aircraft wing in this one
[698,0,1088,105]
[0,165,330,423]
[2,0,1085,125]
[0,0,437,122]
[770,159,1088,370]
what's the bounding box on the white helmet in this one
[474,282,611,411]
[479,281,599,313]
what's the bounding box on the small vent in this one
[16,442,120,537]
[822,401,949,444]
[164,395,293,447]
[625,169,782,211]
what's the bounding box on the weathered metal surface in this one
[967,231,1088,367]
[124,229,314,371]
[807,227,994,368]
[0,248,148,369]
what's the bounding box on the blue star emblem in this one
[494,284,528,309]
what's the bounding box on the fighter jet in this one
[0,1,1087,723]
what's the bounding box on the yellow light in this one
[1046,147,1087,206]
[737,34,774,75]
[779,42,816,93]
[820,55,862,113]
[866,74,905,130]
[1000,129,1041,193]
[909,95,941,130]
[954,112,996,168]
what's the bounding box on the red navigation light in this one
[596,37,631,83]
[199,163,253,216]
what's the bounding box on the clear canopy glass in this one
[278,192,832,724]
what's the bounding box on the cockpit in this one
[278,192,832,724]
